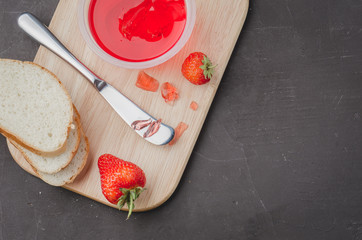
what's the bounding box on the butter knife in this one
[17,12,174,145]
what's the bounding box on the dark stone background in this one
[1,0,362,239]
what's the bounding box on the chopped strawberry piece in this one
[167,1,186,21]
[169,122,188,146]
[119,0,152,41]
[118,0,183,42]
[190,101,198,111]
[161,82,179,105]
[136,71,159,92]
[142,8,174,41]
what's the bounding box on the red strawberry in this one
[98,154,146,219]
[181,52,215,85]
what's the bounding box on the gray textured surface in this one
[1,0,362,239]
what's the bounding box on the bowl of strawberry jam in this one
[77,0,196,69]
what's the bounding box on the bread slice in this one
[0,59,73,155]
[10,109,81,174]
[32,129,89,186]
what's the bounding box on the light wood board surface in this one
[8,0,249,211]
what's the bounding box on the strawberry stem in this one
[117,187,145,220]
[200,55,216,79]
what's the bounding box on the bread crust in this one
[10,114,90,187]
[32,129,89,186]
[10,106,82,174]
[0,58,74,156]
[64,133,89,185]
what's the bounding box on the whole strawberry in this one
[98,154,146,219]
[181,52,215,85]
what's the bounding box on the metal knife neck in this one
[94,79,107,91]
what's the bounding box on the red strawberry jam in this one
[88,0,186,62]
[161,82,179,105]
[190,101,198,111]
[136,71,159,92]
[169,122,188,145]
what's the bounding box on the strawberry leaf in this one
[117,187,146,220]
[200,55,216,80]
[121,188,129,195]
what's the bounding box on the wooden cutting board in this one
[8,0,249,211]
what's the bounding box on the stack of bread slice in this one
[0,59,89,186]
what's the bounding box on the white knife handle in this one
[17,12,103,87]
